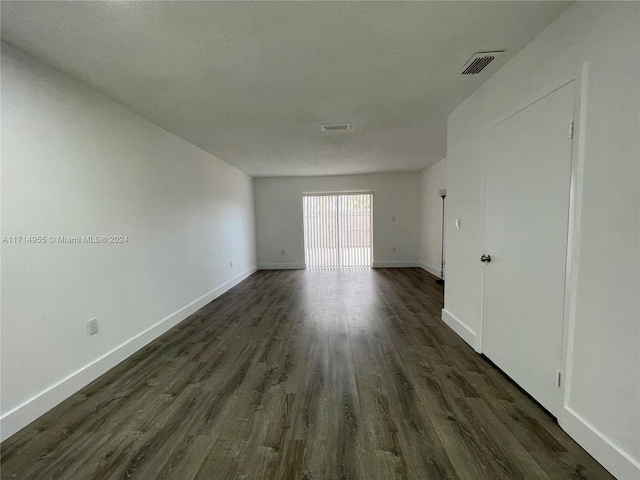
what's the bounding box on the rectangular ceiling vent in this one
[460,51,505,75]
[321,122,351,132]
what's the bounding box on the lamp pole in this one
[436,189,446,285]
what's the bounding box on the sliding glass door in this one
[303,193,373,268]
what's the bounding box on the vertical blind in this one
[303,193,373,268]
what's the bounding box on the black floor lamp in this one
[436,189,446,285]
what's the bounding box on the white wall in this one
[0,44,258,440]
[419,158,447,277]
[444,3,639,479]
[254,174,421,269]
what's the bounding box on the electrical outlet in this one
[393,247,396,253]
[230,261,233,268]
[87,317,99,336]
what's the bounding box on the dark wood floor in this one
[1,268,614,480]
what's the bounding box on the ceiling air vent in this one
[460,51,505,75]
[321,122,351,132]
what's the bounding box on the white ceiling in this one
[1,1,572,177]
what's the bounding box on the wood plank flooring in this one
[1,268,615,479]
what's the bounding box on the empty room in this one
[1,1,638,479]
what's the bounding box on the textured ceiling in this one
[1,1,572,177]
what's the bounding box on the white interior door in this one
[482,81,575,415]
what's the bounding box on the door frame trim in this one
[558,63,589,417]
[477,64,588,418]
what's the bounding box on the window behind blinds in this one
[303,193,373,268]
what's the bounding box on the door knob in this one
[480,254,492,263]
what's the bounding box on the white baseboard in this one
[418,261,441,277]
[441,308,477,349]
[0,265,258,442]
[559,406,640,480]
[258,263,306,270]
[372,261,419,268]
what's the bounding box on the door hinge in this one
[556,371,562,388]
[568,120,574,139]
